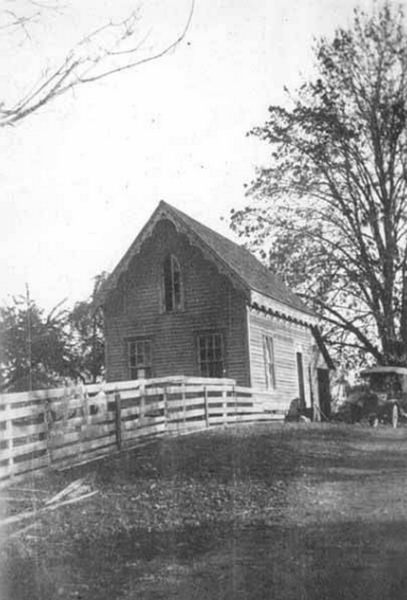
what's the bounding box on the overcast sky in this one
[0,0,396,310]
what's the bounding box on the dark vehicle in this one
[358,367,407,427]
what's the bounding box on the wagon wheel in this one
[392,403,399,429]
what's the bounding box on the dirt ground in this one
[2,422,407,599]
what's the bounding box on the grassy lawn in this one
[2,422,407,599]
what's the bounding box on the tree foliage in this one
[68,272,108,384]
[231,3,407,367]
[0,296,76,391]
[0,273,108,392]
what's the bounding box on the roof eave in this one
[94,201,251,306]
[250,290,318,327]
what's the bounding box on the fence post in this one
[139,381,145,428]
[163,385,168,434]
[62,384,70,426]
[81,383,90,425]
[204,386,209,428]
[222,385,227,426]
[114,390,122,451]
[182,381,186,428]
[5,402,14,480]
[43,398,52,467]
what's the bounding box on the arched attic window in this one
[162,254,183,312]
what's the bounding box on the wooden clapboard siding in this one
[248,307,316,408]
[104,219,250,386]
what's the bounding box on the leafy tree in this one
[0,274,108,391]
[0,295,77,392]
[68,272,108,384]
[231,3,407,367]
[0,0,194,127]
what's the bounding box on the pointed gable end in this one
[97,201,317,325]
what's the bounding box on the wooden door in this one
[296,352,305,409]
[317,368,331,421]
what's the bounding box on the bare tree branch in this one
[0,0,195,127]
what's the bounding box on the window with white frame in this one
[128,339,152,379]
[197,332,224,378]
[162,254,183,312]
[263,335,276,389]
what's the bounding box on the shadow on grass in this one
[4,424,407,599]
[4,519,407,600]
[88,424,407,486]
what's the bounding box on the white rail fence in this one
[0,376,286,487]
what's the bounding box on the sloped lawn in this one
[2,423,407,599]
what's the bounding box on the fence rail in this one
[0,376,287,487]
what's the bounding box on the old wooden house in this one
[99,201,332,417]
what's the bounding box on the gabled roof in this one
[98,200,314,318]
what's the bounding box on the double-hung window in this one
[197,332,224,378]
[128,339,152,379]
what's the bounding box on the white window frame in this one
[197,332,225,378]
[128,339,152,379]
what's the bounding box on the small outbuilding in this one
[99,201,333,418]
